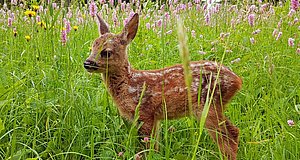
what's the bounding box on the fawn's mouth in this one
[84,60,100,72]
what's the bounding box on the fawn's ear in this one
[96,13,110,35]
[122,13,139,43]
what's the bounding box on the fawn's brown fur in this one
[84,13,242,160]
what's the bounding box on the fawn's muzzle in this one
[84,59,99,71]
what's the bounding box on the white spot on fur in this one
[128,86,137,94]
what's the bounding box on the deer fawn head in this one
[84,13,139,74]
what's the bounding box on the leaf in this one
[0,118,4,132]
[295,104,300,114]
[26,158,38,160]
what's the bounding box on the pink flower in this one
[297,48,300,54]
[248,14,255,27]
[294,18,299,24]
[249,5,256,13]
[287,120,295,126]
[89,0,97,17]
[36,15,40,22]
[276,32,282,41]
[205,11,211,25]
[123,18,129,26]
[278,19,283,29]
[288,9,295,17]
[118,152,123,157]
[109,0,114,6]
[65,20,71,33]
[52,3,57,9]
[288,38,295,47]
[135,154,141,160]
[272,29,278,37]
[7,17,12,27]
[119,3,125,11]
[144,23,150,30]
[157,19,162,28]
[291,0,299,11]
[61,29,67,45]
[143,137,149,142]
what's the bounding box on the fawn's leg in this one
[205,106,239,160]
[138,116,160,150]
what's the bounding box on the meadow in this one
[0,0,299,159]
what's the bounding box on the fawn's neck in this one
[102,62,132,95]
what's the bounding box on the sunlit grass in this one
[0,1,299,159]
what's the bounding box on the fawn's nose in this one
[84,59,99,70]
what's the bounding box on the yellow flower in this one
[73,26,78,31]
[13,31,17,37]
[37,21,46,29]
[32,5,40,11]
[24,10,36,17]
[25,35,31,42]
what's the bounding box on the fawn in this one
[84,13,242,160]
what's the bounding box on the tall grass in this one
[0,1,299,159]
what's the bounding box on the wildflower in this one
[32,5,40,12]
[291,0,299,11]
[287,120,295,126]
[37,21,46,29]
[248,14,255,27]
[226,50,233,53]
[135,154,141,160]
[297,48,300,54]
[25,35,31,42]
[146,23,150,30]
[288,9,295,17]
[109,0,114,6]
[67,10,72,19]
[100,0,105,4]
[65,20,71,33]
[24,10,36,17]
[252,29,261,35]
[205,11,211,25]
[294,18,299,24]
[11,0,17,5]
[250,37,255,44]
[118,152,123,157]
[36,15,40,22]
[13,28,17,37]
[61,29,67,45]
[89,0,98,17]
[143,137,149,143]
[166,30,172,34]
[272,29,278,37]
[123,18,129,26]
[231,58,241,64]
[52,3,57,9]
[198,51,207,55]
[191,30,196,38]
[249,5,256,13]
[276,32,282,41]
[73,25,78,31]
[157,19,162,28]
[288,38,295,47]
[7,17,12,27]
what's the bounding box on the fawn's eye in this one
[100,50,112,58]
